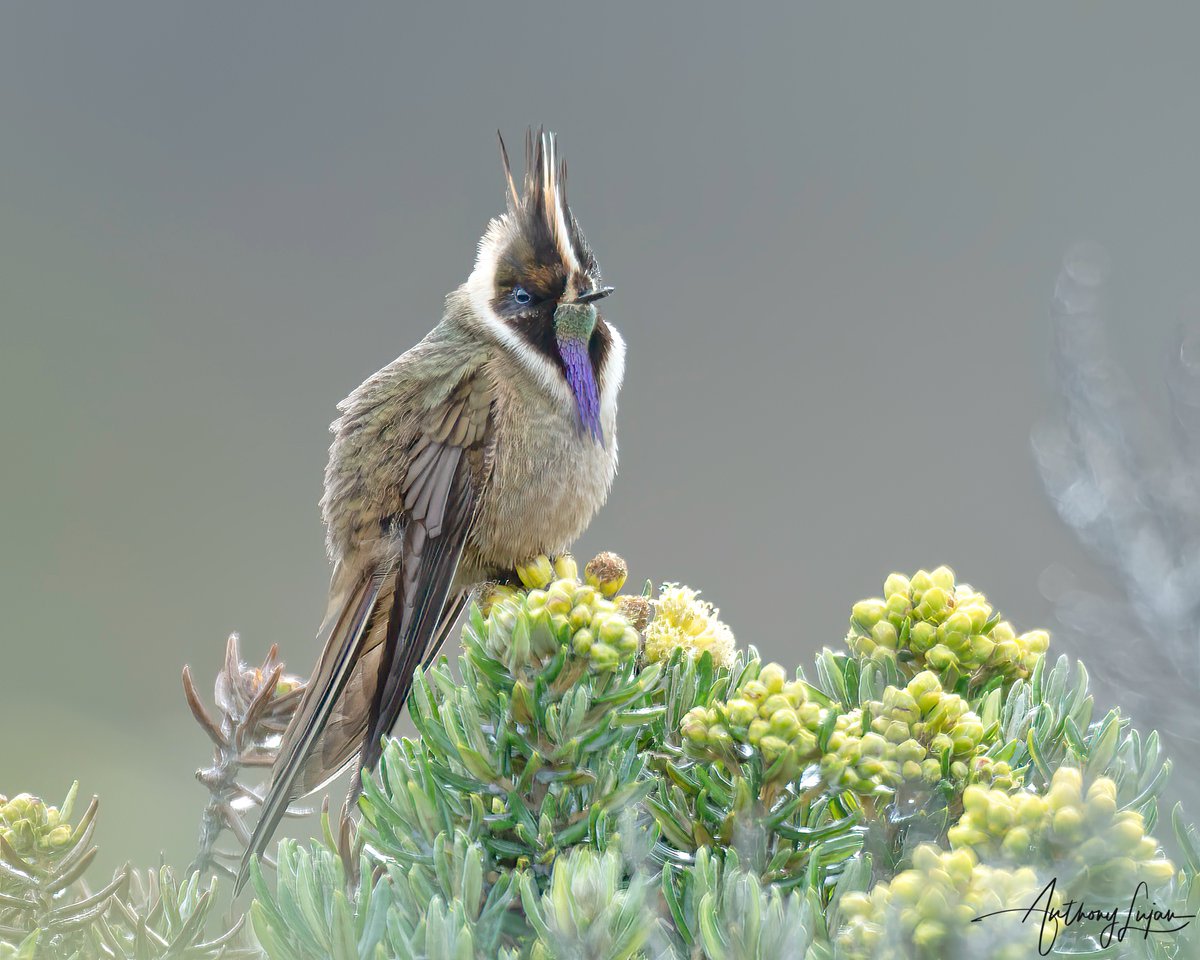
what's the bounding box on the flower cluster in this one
[643,583,736,668]
[681,662,825,781]
[949,768,1175,896]
[485,553,640,673]
[0,786,77,863]
[836,844,1049,960]
[967,754,1022,792]
[847,567,1049,683]
[821,671,988,795]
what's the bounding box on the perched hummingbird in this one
[235,130,623,891]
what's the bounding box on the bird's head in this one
[467,129,615,443]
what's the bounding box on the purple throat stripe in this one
[557,336,604,444]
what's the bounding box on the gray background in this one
[3,3,1198,877]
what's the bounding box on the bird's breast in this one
[467,383,617,574]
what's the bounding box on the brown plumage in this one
[235,130,624,891]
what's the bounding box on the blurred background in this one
[3,3,1200,878]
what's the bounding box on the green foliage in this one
[243,559,1200,957]
[0,786,252,959]
[8,557,1200,959]
[661,848,819,960]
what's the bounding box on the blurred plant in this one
[1034,242,1200,753]
[834,844,1048,960]
[9,551,1200,958]
[0,785,251,959]
[0,785,124,954]
[949,767,1175,898]
[660,847,819,960]
[182,634,305,879]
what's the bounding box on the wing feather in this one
[233,560,392,892]
[361,379,493,769]
[235,365,495,893]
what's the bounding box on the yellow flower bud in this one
[883,720,909,744]
[851,599,887,628]
[598,617,627,645]
[962,785,989,815]
[944,611,973,637]
[871,621,899,650]
[1110,814,1146,853]
[571,584,597,607]
[516,555,555,590]
[1052,806,1084,840]
[725,699,758,727]
[860,732,889,757]
[553,555,578,581]
[1141,859,1176,887]
[740,680,768,704]
[913,919,945,947]
[1086,792,1118,824]
[910,570,933,596]
[926,646,956,670]
[885,593,911,620]
[1002,827,1033,858]
[758,663,788,693]
[930,566,956,591]
[617,627,639,655]
[589,642,619,670]
[918,586,948,617]
[758,735,789,760]
[569,604,592,631]
[44,824,72,848]
[545,587,573,616]
[768,708,802,739]
[901,622,932,657]
[782,680,808,707]
[986,803,1014,833]
[1013,793,1047,826]
[1021,629,1050,653]
[572,629,594,655]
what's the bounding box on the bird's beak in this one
[576,286,614,304]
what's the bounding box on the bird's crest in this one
[497,127,583,276]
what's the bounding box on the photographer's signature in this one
[972,878,1194,954]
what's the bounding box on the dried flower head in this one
[584,552,628,597]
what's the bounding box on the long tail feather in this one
[234,561,393,894]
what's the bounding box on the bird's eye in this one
[512,285,532,305]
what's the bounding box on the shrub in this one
[5,556,1200,958]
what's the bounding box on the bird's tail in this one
[233,562,393,895]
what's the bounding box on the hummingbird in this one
[235,129,623,891]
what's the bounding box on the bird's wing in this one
[235,368,495,892]
[360,382,492,772]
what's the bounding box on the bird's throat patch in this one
[553,303,603,443]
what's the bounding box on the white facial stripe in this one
[469,226,574,407]
[543,132,580,277]
[469,220,622,444]
[599,322,625,426]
